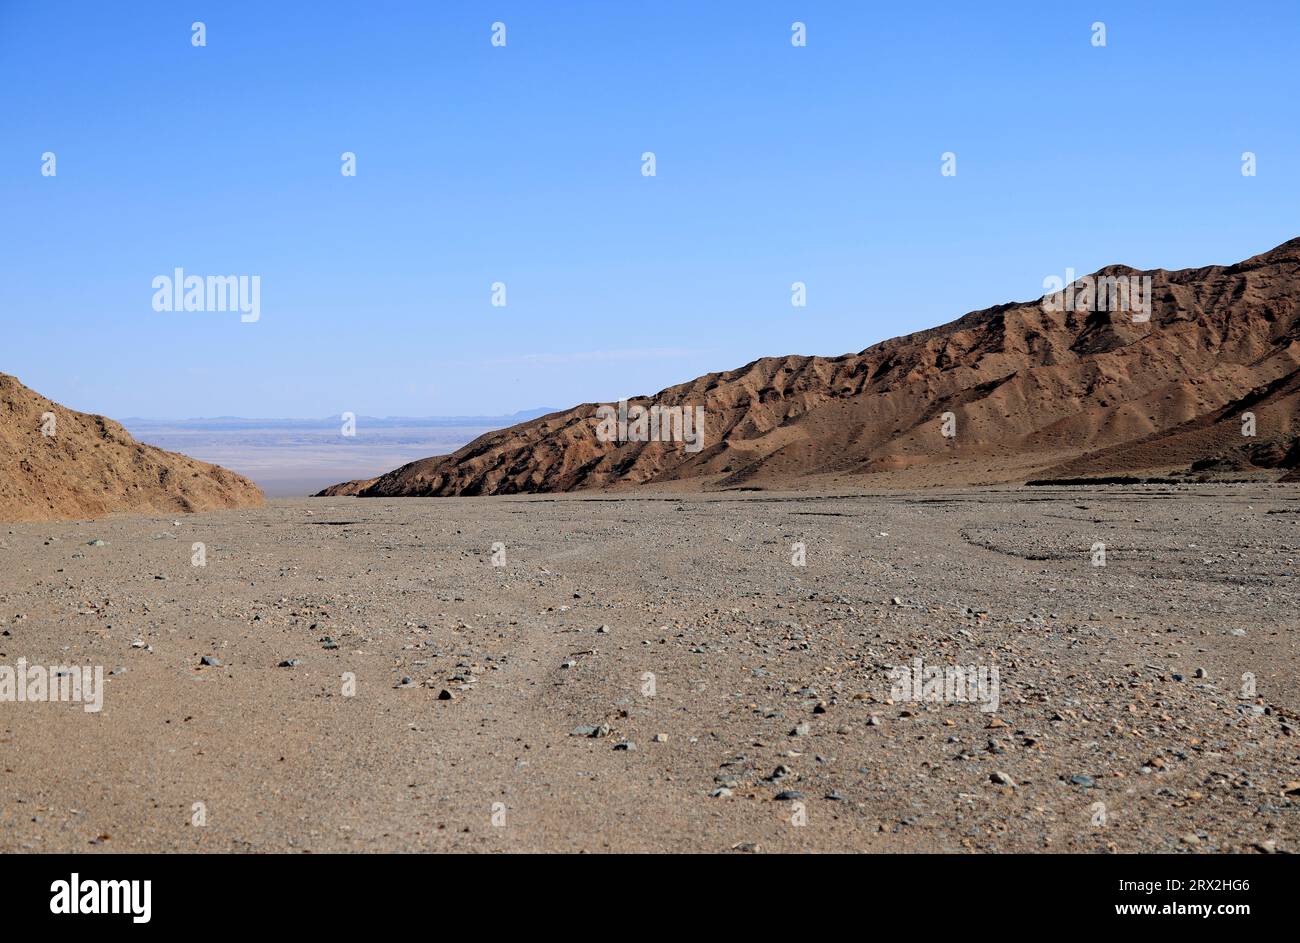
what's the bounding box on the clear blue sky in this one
[2,1,1297,419]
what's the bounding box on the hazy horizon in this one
[120,413,532,497]
[117,407,559,423]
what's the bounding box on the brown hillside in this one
[316,477,378,497]
[323,238,1300,497]
[1,373,265,521]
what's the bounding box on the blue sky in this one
[2,1,1297,419]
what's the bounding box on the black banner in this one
[0,853,1281,930]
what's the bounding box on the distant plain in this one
[122,414,548,498]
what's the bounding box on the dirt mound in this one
[1,373,265,521]
[322,237,1300,497]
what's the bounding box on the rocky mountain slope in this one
[1,373,265,521]
[323,238,1300,497]
[316,476,379,497]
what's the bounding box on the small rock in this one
[277,659,301,668]
[774,790,804,801]
[652,733,668,743]
[437,689,455,701]
[990,771,1016,787]
[199,655,222,667]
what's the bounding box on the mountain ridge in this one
[314,237,1300,497]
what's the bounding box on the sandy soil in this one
[1,487,1296,853]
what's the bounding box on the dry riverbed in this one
[1,487,1297,853]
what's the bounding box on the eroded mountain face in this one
[326,238,1300,497]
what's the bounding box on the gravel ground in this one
[1,486,1297,853]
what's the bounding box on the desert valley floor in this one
[1,487,1297,853]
